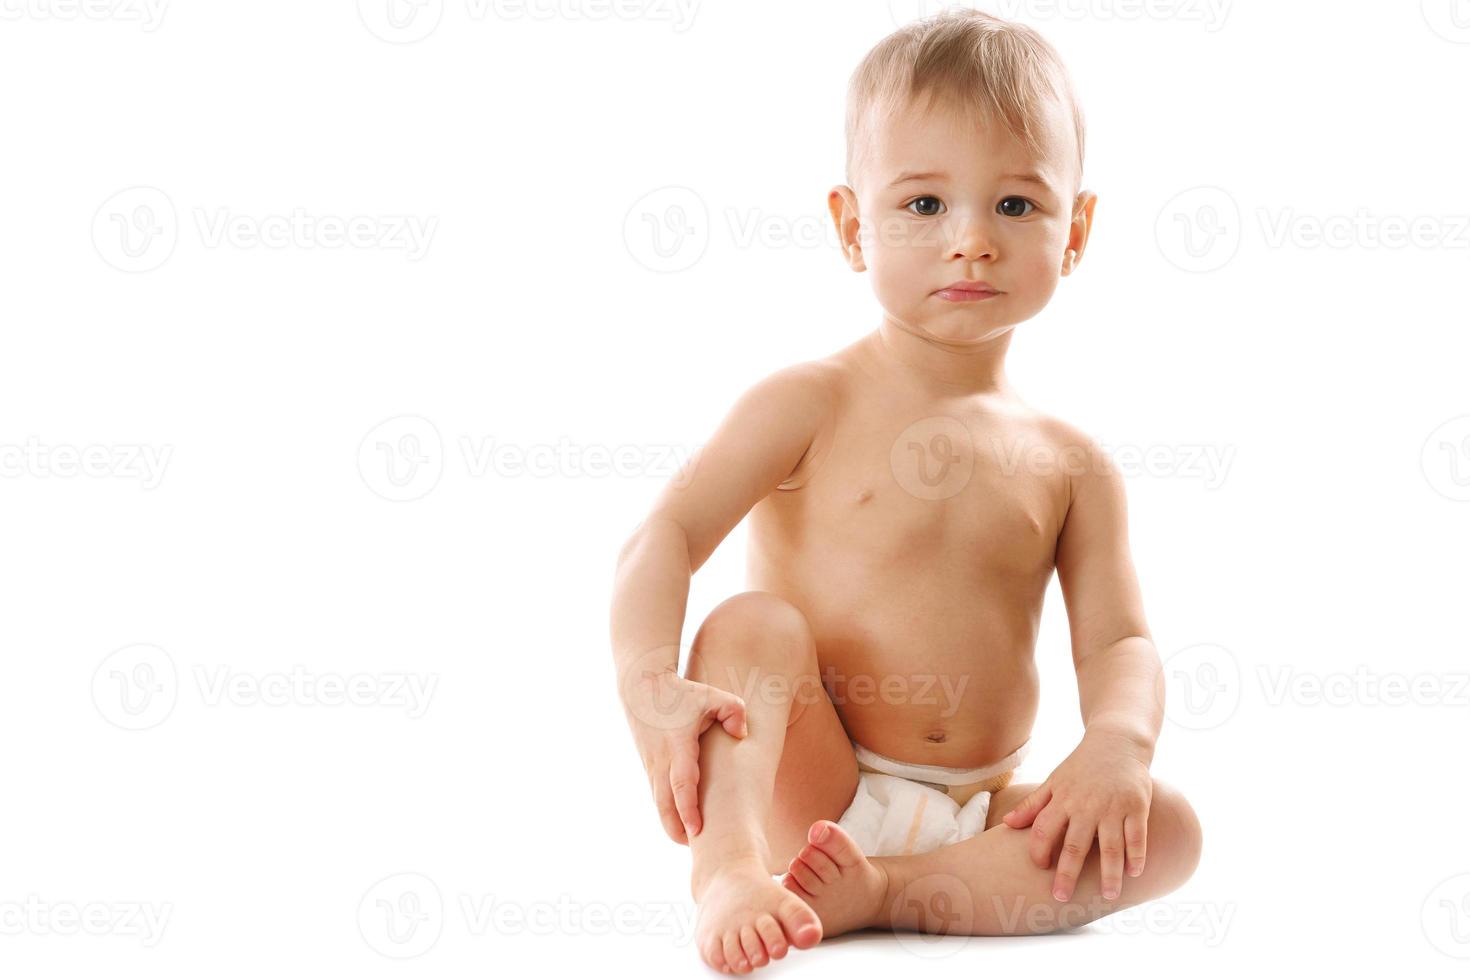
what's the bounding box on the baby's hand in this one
[1000,731,1152,903]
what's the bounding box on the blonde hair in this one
[845,8,1086,196]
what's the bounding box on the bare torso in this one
[745,333,1073,769]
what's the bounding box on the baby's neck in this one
[864,316,1017,398]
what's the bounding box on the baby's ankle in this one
[691,847,772,900]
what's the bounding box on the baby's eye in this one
[905,196,944,217]
[998,197,1035,218]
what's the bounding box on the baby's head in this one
[831,9,1096,345]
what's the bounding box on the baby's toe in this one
[797,843,840,883]
[741,924,767,967]
[787,857,824,895]
[722,930,749,973]
[808,819,865,868]
[778,895,823,948]
[755,914,788,959]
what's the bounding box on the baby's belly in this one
[786,588,1042,769]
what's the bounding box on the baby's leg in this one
[684,590,860,974]
[782,778,1203,939]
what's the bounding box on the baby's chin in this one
[895,313,1020,347]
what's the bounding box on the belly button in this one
[856,489,872,503]
[923,731,947,743]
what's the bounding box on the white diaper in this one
[834,739,1029,858]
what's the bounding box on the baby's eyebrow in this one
[887,169,1052,190]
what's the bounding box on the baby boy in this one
[611,9,1203,974]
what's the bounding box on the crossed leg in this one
[781,776,1205,939]
[683,590,862,974]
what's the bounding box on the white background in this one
[2,0,1468,976]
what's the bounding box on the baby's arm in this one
[610,363,832,843]
[1000,424,1165,903]
[1053,429,1163,754]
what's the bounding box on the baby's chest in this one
[810,432,1064,570]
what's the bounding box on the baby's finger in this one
[710,689,748,739]
[651,768,688,845]
[1097,815,1125,900]
[1025,801,1063,870]
[1003,783,1051,829]
[669,741,703,840]
[1051,817,1094,903]
[1124,809,1148,877]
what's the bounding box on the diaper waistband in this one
[851,738,1030,786]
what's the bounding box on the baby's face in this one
[833,97,1093,346]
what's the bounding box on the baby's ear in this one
[828,186,865,272]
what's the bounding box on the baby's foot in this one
[694,859,823,974]
[779,820,890,938]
